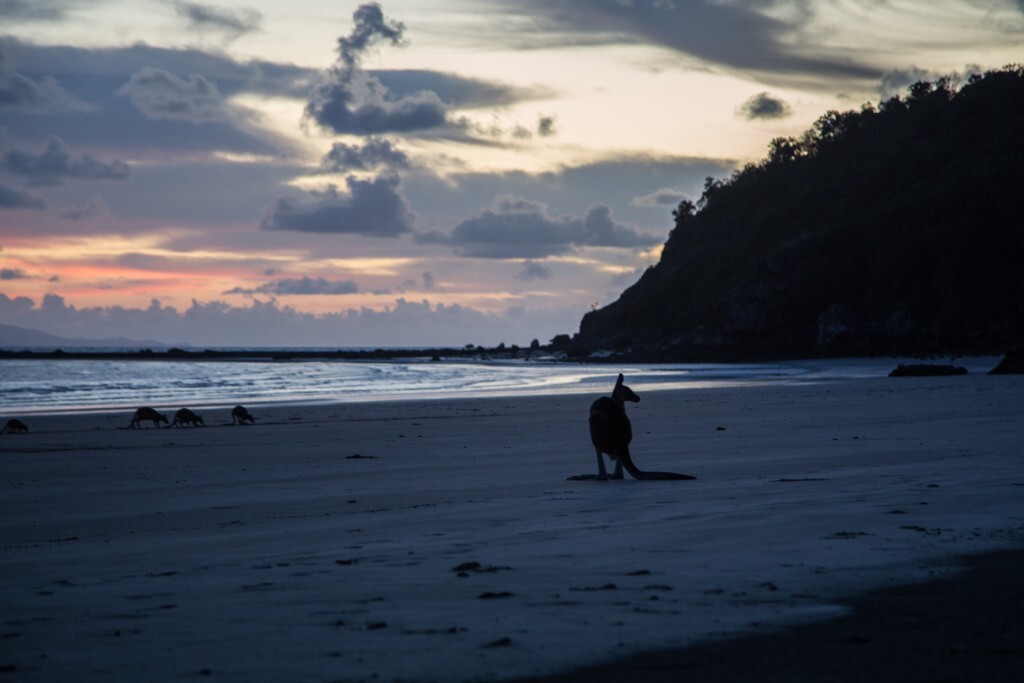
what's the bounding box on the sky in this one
[1,0,1021,348]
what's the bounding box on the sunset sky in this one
[1,0,1021,347]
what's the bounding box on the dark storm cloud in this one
[171,1,262,39]
[738,91,792,120]
[0,47,94,112]
[305,3,452,136]
[501,0,880,83]
[225,277,361,296]
[262,173,415,237]
[418,196,660,259]
[322,138,410,172]
[0,181,47,209]
[118,67,227,122]
[2,136,129,185]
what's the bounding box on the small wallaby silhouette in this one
[569,374,695,481]
[231,405,255,425]
[2,419,28,434]
[172,408,204,427]
[129,407,168,429]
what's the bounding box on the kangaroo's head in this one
[611,373,640,405]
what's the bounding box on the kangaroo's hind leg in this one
[595,447,611,480]
[567,448,611,481]
[610,457,624,480]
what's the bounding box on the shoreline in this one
[513,546,1024,682]
[3,376,1022,680]
[0,355,1009,419]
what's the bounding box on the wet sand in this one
[1,373,1022,681]
[514,547,1024,682]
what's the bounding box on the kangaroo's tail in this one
[618,446,696,480]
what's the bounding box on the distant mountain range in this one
[577,67,1024,360]
[0,323,170,350]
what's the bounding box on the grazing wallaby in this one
[231,405,255,425]
[2,418,28,434]
[569,374,696,481]
[129,407,169,429]
[172,408,204,427]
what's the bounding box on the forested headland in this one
[577,67,1024,360]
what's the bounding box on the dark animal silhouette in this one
[128,407,168,429]
[2,419,28,434]
[569,374,695,481]
[231,405,255,425]
[172,408,204,427]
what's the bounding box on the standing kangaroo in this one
[569,374,695,481]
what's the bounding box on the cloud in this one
[0,46,94,112]
[0,292,561,347]
[1,267,30,279]
[308,75,449,136]
[501,0,881,85]
[419,196,661,259]
[0,181,47,209]
[630,187,687,207]
[537,115,557,137]
[516,260,553,281]
[262,173,415,237]
[118,67,228,122]
[738,92,792,120]
[0,0,80,22]
[1,136,130,185]
[226,277,361,296]
[305,3,451,136]
[878,67,937,100]
[171,1,262,39]
[322,137,410,172]
[58,196,109,220]
[0,40,310,158]
[339,2,407,66]
[876,65,983,100]
[2,39,537,160]
[373,70,551,110]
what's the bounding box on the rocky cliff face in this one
[576,68,1024,360]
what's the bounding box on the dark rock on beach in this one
[888,364,967,377]
[989,349,1024,374]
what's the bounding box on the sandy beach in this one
[2,372,1022,681]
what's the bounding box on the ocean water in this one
[0,356,999,416]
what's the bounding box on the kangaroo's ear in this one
[616,373,624,385]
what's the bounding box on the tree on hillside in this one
[578,66,1024,359]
